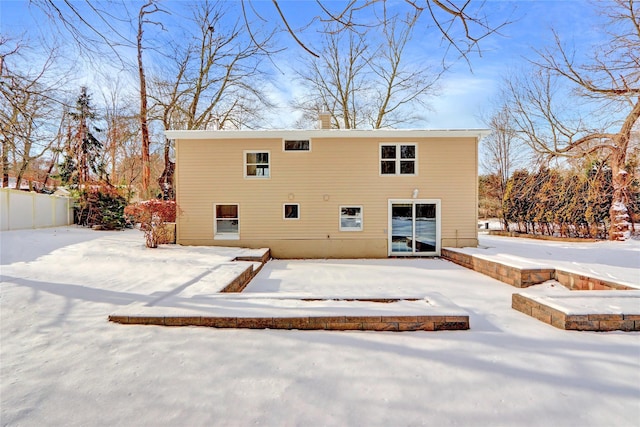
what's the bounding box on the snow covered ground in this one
[1,226,639,426]
[468,233,640,288]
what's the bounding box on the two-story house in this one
[165,127,489,258]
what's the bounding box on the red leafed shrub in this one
[124,200,180,248]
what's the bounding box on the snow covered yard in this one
[467,233,640,288]
[1,227,639,426]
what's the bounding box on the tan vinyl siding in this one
[175,134,479,257]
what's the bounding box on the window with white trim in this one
[340,206,363,231]
[244,151,270,178]
[380,144,416,175]
[283,203,300,220]
[284,139,310,151]
[214,204,239,239]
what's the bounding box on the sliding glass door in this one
[389,200,440,256]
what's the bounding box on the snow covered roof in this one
[165,128,491,140]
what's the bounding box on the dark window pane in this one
[255,153,269,163]
[284,140,310,151]
[401,145,415,159]
[381,145,396,159]
[246,152,257,163]
[416,203,436,219]
[381,161,396,174]
[216,205,238,218]
[285,204,299,218]
[341,207,360,217]
[400,161,415,174]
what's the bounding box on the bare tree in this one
[480,105,526,230]
[101,78,139,187]
[32,0,133,66]
[137,1,166,197]
[244,0,510,64]
[294,11,439,129]
[0,38,68,190]
[503,0,640,240]
[368,10,441,128]
[150,0,273,199]
[294,24,369,129]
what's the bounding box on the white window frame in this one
[283,203,300,220]
[379,143,417,176]
[283,139,311,152]
[244,150,270,179]
[387,199,441,256]
[339,206,363,232]
[214,203,240,240]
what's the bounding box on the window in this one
[284,139,310,151]
[380,144,416,175]
[283,203,300,220]
[214,204,239,239]
[340,206,363,231]
[244,151,270,178]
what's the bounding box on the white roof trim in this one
[165,129,491,140]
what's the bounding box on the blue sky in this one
[0,0,607,129]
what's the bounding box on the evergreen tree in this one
[532,167,561,235]
[59,87,105,187]
[503,169,533,233]
[584,161,613,238]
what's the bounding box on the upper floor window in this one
[380,144,416,175]
[284,139,310,151]
[245,151,270,178]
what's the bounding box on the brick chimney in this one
[318,110,331,130]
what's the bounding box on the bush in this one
[124,200,179,248]
[75,186,127,230]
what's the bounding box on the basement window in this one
[214,204,239,239]
[340,206,363,231]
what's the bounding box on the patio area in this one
[2,227,639,426]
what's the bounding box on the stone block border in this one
[554,270,633,291]
[487,230,598,243]
[512,293,640,331]
[442,248,634,291]
[108,313,469,331]
[110,245,470,332]
[442,248,554,288]
[219,250,272,293]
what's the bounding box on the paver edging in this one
[219,249,272,293]
[511,293,640,332]
[108,312,470,331]
[442,248,554,288]
[442,248,634,291]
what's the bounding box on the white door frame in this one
[388,199,441,256]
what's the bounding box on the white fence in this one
[0,188,74,231]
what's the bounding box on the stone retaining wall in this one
[108,314,470,331]
[554,270,634,291]
[442,248,635,291]
[512,294,639,331]
[220,264,255,293]
[487,231,597,243]
[220,250,272,293]
[441,248,554,288]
